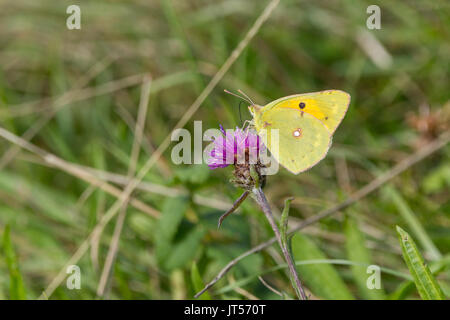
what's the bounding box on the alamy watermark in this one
[366,265,382,290]
[66,265,81,290]
[66,5,81,30]
[366,5,381,30]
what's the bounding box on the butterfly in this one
[226,90,351,174]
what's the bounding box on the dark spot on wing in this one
[299,102,305,109]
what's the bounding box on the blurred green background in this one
[0,0,449,300]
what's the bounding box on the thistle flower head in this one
[207,125,265,169]
[207,125,266,189]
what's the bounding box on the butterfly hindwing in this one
[256,108,332,174]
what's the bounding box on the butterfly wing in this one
[262,90,350,134]
[256,108,332,174]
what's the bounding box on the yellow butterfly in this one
[227,90,351,174]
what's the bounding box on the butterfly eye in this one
[299,102,306,109]
[292,128,302,138]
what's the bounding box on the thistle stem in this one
[252,187,307,300]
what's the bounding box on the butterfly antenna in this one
[224,89,252,105]
[237,89,255,105]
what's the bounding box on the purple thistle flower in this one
[207,126,266,170]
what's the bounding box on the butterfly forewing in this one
[263,90,350,134]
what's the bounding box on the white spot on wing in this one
[292,128,303,138]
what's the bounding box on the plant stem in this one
[217,191,249,229]
[252,187,307,300]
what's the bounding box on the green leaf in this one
[164,227,206,271]
[291,233,354,300]
[191,262,211,300]
[2,225,27,300]
[155,196,189,266]
[128,212,156,241]
[389,254,450,300]
[388,186,441,261]
[174,164,210,185]
[344,215,385,299]
[396,226,445,300]
[422,163,450,194]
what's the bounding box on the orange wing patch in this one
[274,98,326,121]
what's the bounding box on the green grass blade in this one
[388,186,441,260]
[2,225,27,300]
[291,233,354,300]
[279,197,293,250]
[164,227,206,271]
[388,281,416,300]
[191,262,211,300]
[396,226,445,300]
[344,215,385,299]
[154,196,189,267]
